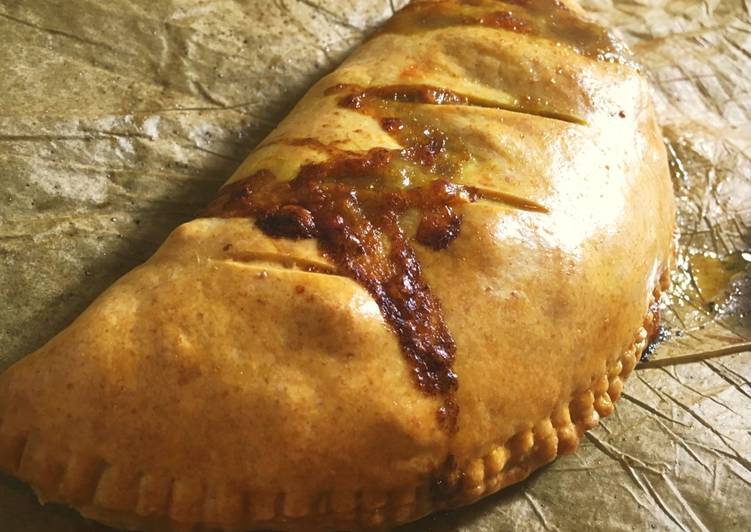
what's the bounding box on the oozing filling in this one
[205,84,547,432]
[204,0,621,433]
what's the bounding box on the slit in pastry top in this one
[203,80,550,433]
[201,0,624,432]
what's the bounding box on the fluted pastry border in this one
[0,269,671,532]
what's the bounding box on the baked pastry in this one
[0,0,675,530]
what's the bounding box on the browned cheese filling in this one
[203,0,626,433]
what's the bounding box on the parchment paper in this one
[0,1,748,530]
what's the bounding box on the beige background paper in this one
[0,1,749,530]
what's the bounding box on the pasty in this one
[0,1,675,530]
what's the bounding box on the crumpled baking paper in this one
[0,1,748,530]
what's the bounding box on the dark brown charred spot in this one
[257,205,317,239]
[414,180,474,250]
[430,454,463,501]
[418,205,463,250]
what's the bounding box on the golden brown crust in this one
[0,275,667,531]
[0,0,676,530]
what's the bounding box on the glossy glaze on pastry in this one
[0,1,675,530]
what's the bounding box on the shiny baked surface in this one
[0,1,674,530]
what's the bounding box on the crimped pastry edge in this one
[0,269,670,532]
